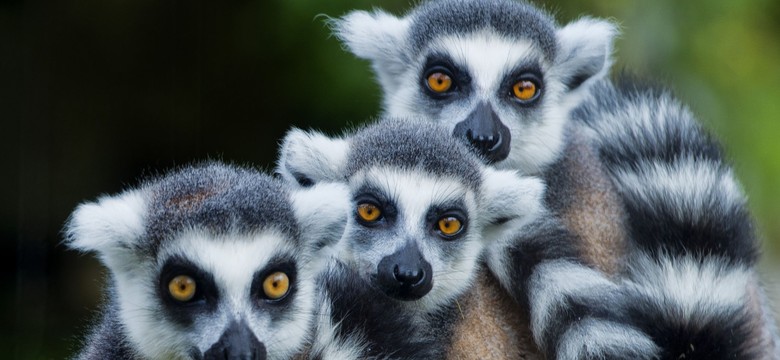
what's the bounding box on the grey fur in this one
[345,118,483,189]
[406,0,558,60]
[142,163,301,256]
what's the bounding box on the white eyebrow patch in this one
[159,229,297,303]
[429,31,545,96]
[353,166,476,231]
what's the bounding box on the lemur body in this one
[278,119,656,359]
[331,0,779,358]
[66,163,349,360]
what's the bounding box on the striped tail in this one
[573,77,778,359]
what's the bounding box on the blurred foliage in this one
[2,0,778,358]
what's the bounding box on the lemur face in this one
[67,164,349,359]
[120,229,310,360]
[277,119,545,312]
[343,167,480,306]
[387,31,567,171]
[333,0,617,174]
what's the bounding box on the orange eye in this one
[168,275,197,302]
[437,216,463,237]
[512,80,539,101]
[427,72,453,93]
[357,203,382,222]
[263,272,290,300]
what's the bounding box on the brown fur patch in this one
[446,269,542,360]
[556,130,627,275]
[165,187,217,212]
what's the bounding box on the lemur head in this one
[66,163,349,360]
[332,0,617,174]
[277,119,545,311]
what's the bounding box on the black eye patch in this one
[352,185,398,226]
[157,256,219,326]
[420,53,472,99]
[250,257,299,322]
[499,62,544,104]
[425,200,469,240]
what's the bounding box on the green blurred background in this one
[2,0,779,358]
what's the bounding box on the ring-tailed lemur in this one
[65,163,349,360]
[329,0,778,357]
[277,119,658,359]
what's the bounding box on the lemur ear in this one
[555,17,619,91]
[478,167,546,229]
[276,128,350,187]
[330,10,411,94]
[64,190,147,260]
[290,182,350,254]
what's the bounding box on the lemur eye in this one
[512,80,540,102]
[262,271,290,300]
[168,275,197,302]
[357,203,382,222]
[437,216,463,237]
[426,72,453,93]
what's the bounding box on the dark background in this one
[3,0,780,358]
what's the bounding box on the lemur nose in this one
[393,264,425,286]
[453,102,512,163]
[465,129,502,154]
[376,241,434,301]
[203,320,266,360]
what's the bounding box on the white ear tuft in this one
[276,128,350,187]
[330,10,411,94]
[65,190,147,255]
[555,17,619,91]
[331,9,410,62]
[479,168,546,226]
[291,182,351,252]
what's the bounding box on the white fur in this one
[65,190,147,270]
[479,168,547,287]
[276,128,349,186]
[112,268,187,360]
[555,17,618,92]
[66,189,147,252]
[433,33,543,99]
[613,157,745,223]
[588,89,691,149]
[626,254,751,322]
[333,9,409,63]
[309,296,366,360]
[291,182,351,272]
[557,319,659,360]
[479,167,545,229]
[528,260,616,347]
[332,10,412,94]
